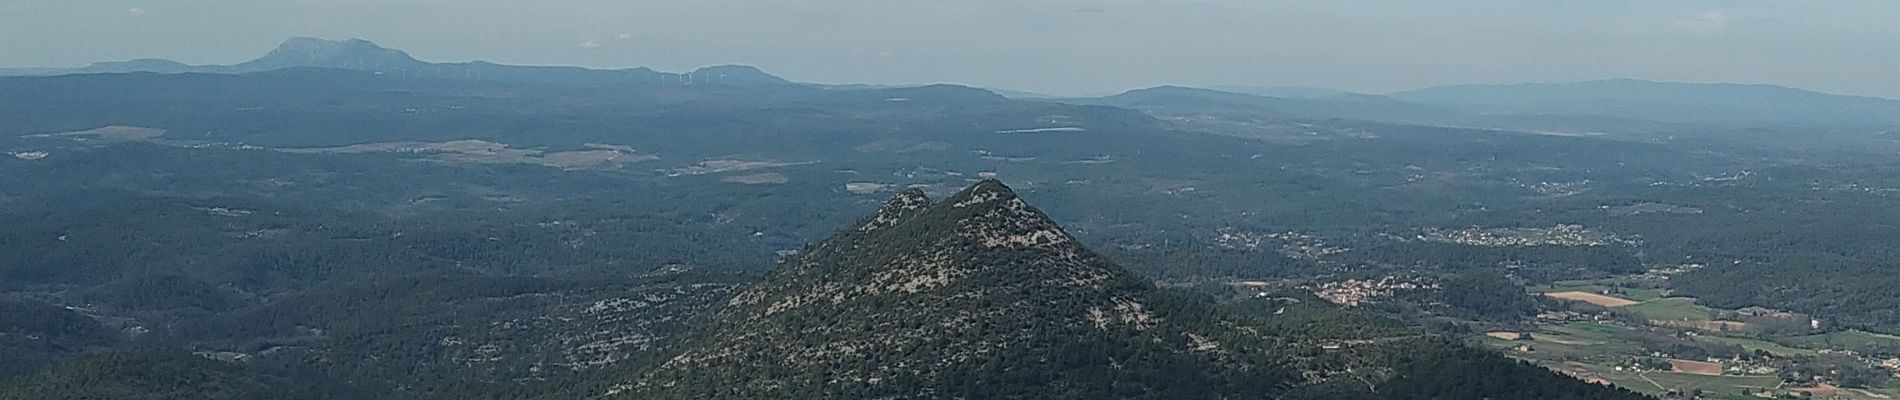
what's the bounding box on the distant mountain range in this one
[5,37,1892,130]
[0,37,792,87]
[1209,85,1365,99]
[1079,85,1461,124]
[1388,79,1900,128]
[1077,80,1899,132]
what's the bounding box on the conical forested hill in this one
[611,180,1298,399]
[594,179,1653,400]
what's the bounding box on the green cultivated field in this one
[1706,335,1818,358]
[1473,321,1900,399]
[1785,330,1900,353]
[1555,361,1781,398]
[1534,277,1670,301]
[1624,298,1718,321]
[1487,277,1900,400]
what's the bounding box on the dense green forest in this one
[1376,344,1652,400]
[0,351,361,400]
[0,297,120,377]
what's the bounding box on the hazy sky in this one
[2,0,1895,97]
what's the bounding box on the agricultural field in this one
[1546,291,1642,307]
[1705,336,1819,358]
[1623,298,1719,321]
[1529,357,1786,398]
[1538,276,1756,332]
[1668,359,1724,376]
[1482,312,1900,400]
[1533,277,1671,302]
[1786,331,1900,354]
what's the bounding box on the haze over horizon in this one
[2,0,1896,98]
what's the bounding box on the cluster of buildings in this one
[1311,277,1434,307]
[1210,228,1350,261]
[1416,224,1625,247]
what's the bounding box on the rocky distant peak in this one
[241,37,420,71]
[35,36,798,87]
[688,64,764,76]
[682,64,792,85]
[275,37,343,48]
[270,37,384,56]
[857,188,931,232]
